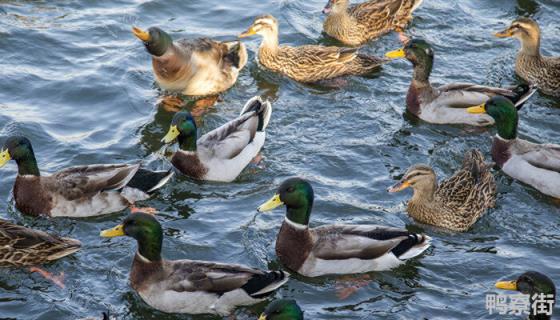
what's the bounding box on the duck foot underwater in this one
[129,205,157,215]
[159,95,185,112]
[335,274,372,300]
[29,267,65,289]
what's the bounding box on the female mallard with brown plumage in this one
[0,136,173,217]
[322,0,424,46]
[0,219,80,267]
[132,26,248,108]
[100,212,288,316]
[388,150,497,232]
[468,96,560,198]
[161,96,271,182]
[495,18,560,97]
[385,39,536,126]
[239,15,385,83]
[257,178,431,277]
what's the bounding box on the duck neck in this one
[259,31,280,57]
[15,151,40,176]
[412,60,432,85]
[495,116,518,140]
[519,35,541,57]
[411,182,437,204]
[178,133,197,152]
[286,204,312,226]
[136,231,163,262]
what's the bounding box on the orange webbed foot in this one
[29,267,65,289]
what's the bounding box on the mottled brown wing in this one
[45,164,140,200]
[311,225,408,260]
[197,111,258,160]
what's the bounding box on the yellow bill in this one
[495,28,514,38]
[132,26,151,41]
[385,48,406,59]
[388,180,411,193]
[258,314,267,320]
[467,104,486,114]
[0,149,11,168]
[257,194,284,212]
[239,27,256,38]
[162,125,180,144]
[495,280,517,291]
[100,224,125,238]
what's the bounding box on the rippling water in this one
[0,0,559,319]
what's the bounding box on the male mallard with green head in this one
[388,150,497,232]
[495,271,556,320]
[468,96,560,198]
[257,178,431,277]
[100,212,289,316]
[322,0,424,46]
[0,219,80,267]
[495,18,560,97]
[239,15,385,83]
[0,136,173,217]
[385,39,535,126]
[259,299,304,320]
[132,26,248,108]
[161,96,272,182]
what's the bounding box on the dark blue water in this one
[0,0,559,319]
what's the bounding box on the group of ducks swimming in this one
[1,0,559,319]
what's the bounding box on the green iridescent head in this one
[467,96,518,139]
[0,136,40,176]
[257,178,315,226]
[259,299,304,320]
[162,111,197,151]
[132,26,173,57]
[386,38,434,81]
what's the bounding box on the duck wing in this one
[515,141,560,173]
[311,224,426,260]
[435,83,535,108]
[166,260,288,297]
[45,164,140,200]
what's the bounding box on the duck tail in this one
[48,237,82,261]
[240,96,272,132]
[510,83,537,110]
[126,168,174,194]
[463,149,491,183]
[243,270,289,299]
[355,53,387,73]
[392,234,431,260]
[224,40,248,70]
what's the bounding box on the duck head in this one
[495,18,541,54]
[386,38,434,82]
[257,178,314,226]
[239,15,279,40]
[388,164,437,200]
[468,96,518,140]
[132,26,173,57]
[496,271,556,319]
[259,299,304,320]
[323,0,350,15]
[162,111,197,151]
[0,136,40,176]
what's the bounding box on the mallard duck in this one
[100,212,289,316]
[322,0,424,46]
[495,271,556,320]
[385,39,536,126]
[0,219,80,267]
[257,178,431,277]
[388,150,497,232]
[0,136,174,217]
[259,299,303,320]
[468,96,560,198]
[161,96,271,182]
[495,18,560,97]
[132,26,247,98]
[239,15,385,83]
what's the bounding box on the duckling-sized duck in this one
[132,26,248,108]
[239,15,385,83]
[495,18,560,97]
[388,150,496,232]
[322,0,424,46]
[259,299,303,320]
[100,212,289,316]
[495,271,556,320]
[385,39,536,126]
[257,178,431,277]
[0,136,173,217]
[162,96,271,182]
[468,96,560,198]
[0,219,80,267]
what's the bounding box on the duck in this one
[161,96,271,182]
[384,38,536,126]
[239,15,385,83]
[388,149,496,232]
[0,218,80,267]
[257,178,431,277]
[0,136,174,217]
[495,18,560,97]
[100,212,289,316]
[259,299,304,320]
[467,96,560,198]
[495,271,556,320]
[132,26,248,108]
[322,0,424,46]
